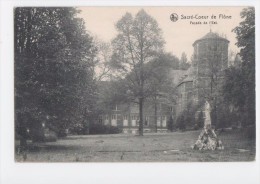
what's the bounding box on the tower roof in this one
[193,31,229,46]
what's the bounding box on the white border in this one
[1,1,259,184]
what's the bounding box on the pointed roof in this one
[193,31,229,46]
[176,66,194,86]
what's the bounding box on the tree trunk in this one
[154,96,158,133]
[139,97,144,136]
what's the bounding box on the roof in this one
[193,31,229,46]
[176,66,194,87]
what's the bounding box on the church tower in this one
[192,31,229,106]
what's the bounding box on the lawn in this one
[15,129,255,162]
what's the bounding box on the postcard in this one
[13,6,256,162]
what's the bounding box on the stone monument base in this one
[192,127,224,150]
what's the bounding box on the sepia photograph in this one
[13,6,255,162]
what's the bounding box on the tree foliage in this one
[111,9,165,135]
[144,52,178,132]
[179,52,190,70]
[15,7,97,143]
[223,7,255,127]
[94,39,113,81]
[233,7,255,65]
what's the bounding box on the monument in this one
[192,101,224,150]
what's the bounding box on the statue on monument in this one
[204,101,212,129]
[192,100,224,150]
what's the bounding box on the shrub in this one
[196,111,204,129]
[43,129,57,142]
[69,123,85,135]
[108,126,122,134]
[31,127,57,142]
[89,124,122,135]
[31,125,45,142]
[176,114,186,131]
[167,116,174,132]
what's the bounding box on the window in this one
[111,114,117,126]
[131,115,138,126]
[111,114,117,120]
[157,117,161,126]
[123,115,128,126]
[162,116,167,127]
[105,115,109,120]
[131,115,136,120]
[144,116,149,126]
[98,116,103,124]
[131,115,139,120]
[104,115,109,125]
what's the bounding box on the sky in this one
[78,7,245,60]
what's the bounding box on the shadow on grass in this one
[16,143,79,153]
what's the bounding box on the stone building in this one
[96,81,171,134]
[174,31,229,122]
[97,99,170,134]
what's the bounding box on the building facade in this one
[97,31,229,133]
[97,100,171,134]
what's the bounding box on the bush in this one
[108,126,122,134]
[176,114,186,131]
[167,116,174,132]
[69,123,85,135]
[31,127,57,142]
[43,129,57,142]
[89,124,122,135]
[31,125,45,142]
[196,111,204,129]
[178,121,186,131]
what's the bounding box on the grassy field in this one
[15,129,255,162]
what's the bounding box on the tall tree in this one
[223,7,255,127]
[233,7,255,66]
[111,10,164,135]
[15,8,97,146]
